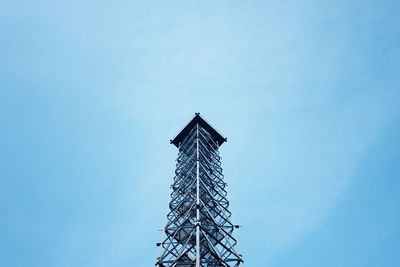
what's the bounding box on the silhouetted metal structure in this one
[156,113,243,267]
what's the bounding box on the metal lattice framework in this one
[156,114,243,267]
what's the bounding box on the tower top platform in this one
[170,113,227,148]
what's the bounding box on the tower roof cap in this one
[170,113,227,148]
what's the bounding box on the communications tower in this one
[156,113,243,267]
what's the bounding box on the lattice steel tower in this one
[156,113,243,267]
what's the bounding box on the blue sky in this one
[1,0,399,266]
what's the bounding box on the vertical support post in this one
[196,123,200,267]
